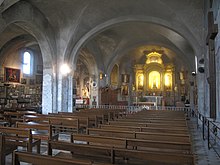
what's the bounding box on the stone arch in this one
[110,64,119,86]
[2,0,56,68]
[69,15,201,68]
[1,1,56,113]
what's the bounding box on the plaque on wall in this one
[36,75,43,84]
[29,79,35,85]
[0,86,6,98]
[0,77,3,83]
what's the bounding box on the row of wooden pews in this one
[62,110,194,164]
[0,108,195,164]
[47,110,194,164]
[0,108,126,165]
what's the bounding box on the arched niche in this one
[110,64,119,88]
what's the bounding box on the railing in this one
[75,104,192,115]
[196,111,220,157]
[75,104,220,157]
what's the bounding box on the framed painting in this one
[4,67,20,83]
[21,78,27,84]
[121,74,129,83]
[121,85,128,95]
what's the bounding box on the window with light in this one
[23,51,31,75]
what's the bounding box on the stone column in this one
[67,75,73,112]
[57,73,62,112]
[57,73,73,113]
[42,68,54,114]
[189,83,194,110]
[216,39,220,121]
[61,75,69,112]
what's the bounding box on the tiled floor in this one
[5,118,220,165]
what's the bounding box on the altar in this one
[133,95,163,109]
[143,95,163,106]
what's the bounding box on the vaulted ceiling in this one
[0,0,204,75]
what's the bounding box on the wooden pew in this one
[114,118,187,125]
[23,114,49,123]
[0,133,17,165]
[49,117,79,134]
[60,108,126,125]
[57,112,105,127]
[87,128,191,143]
[50,108,126,129]
[24,114,81,133]
[99,124,189,134]
[0,126,41,165]
[3,111,37,126]
[78,108,126,121]
[123,114,187,120]
[13,150,95,165]
[3,111,24,126]
[49,113,92,129]
[48,140,194,165]
[16,122,58,141]
[16,121,58,155]
[71,134,192,153]
[0,126,41,152]
[108,121,188,128]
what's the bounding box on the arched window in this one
[23,51,31,75]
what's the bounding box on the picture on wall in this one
[29,79,35,85]
[0,77,3,83]
[121,85,128,95]
[4,67,20,83]
[21,78,27,84]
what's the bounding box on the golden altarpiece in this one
[134,51,175,106]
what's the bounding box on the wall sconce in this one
[99,73,106,80]
[198,58,204,73]
[192,71,196,76]
[100,73,103,80]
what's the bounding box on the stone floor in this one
[188,118,220,165]
[5,117,220,165]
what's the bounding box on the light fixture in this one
[100,73,104,80]
[60,64,71,75]
[198,58,205,73]
[192,71,196,76]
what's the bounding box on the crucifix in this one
[206,11,218,119]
